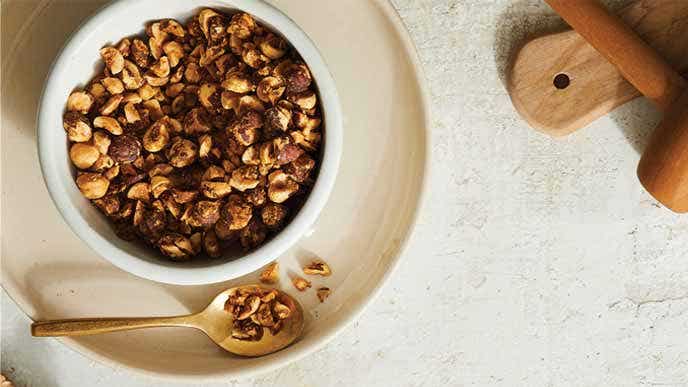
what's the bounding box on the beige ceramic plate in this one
[1,0,429,380]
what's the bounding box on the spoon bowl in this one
[31,285,304,357]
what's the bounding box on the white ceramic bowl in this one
[37,0,342,285]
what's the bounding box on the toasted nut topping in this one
[124,102,141,123]
[284,63,312,94]
[159,19,185,37]
[100,47,124,74]
[142,99,164,120]
[166,83,185,98]
[317,287,331,303]
[99,94,123,115]
[259,261,279,284]
[259,34,288,60]
[267,170,298,203]
[89,82,107,99]
[101,77,124,95]
[203,229,222,258]
[131,38,150,67]
[109,134,141,163]
[198,83,219,110]
[183,107,211,135]
[150,56,170,78]
[200,180,233,199]
[289,90,317,110]
[63,112,92,142]
[127,182,150,202]
[66,91,94,113]
[148,36,164,60]
[158,233,194,260]
[303,261,331,276]
[256,76,285,104]
[137,84,157,100]
[92,131,111,154]
[202,165,226,181]
[198,134,213,158]
[91,154,115,172]
[166,137,197,167]
[143,118,170,152]
[222,70,254,93]
[187,200,222,228]
[184,62,202,83]
[163,41,185,67]
[149,175,171,198]
[104,164,120,180]
[93,116,123,135]
[230,165,260,191]
[238,95,265,114]
[261,203,287,228]
[291,276,311,291]
[69,143,100,169]
[144,74,169,87]
[122,60,145,90]
[241,43,269,68]
[227,12,256,39]
[76,173,110,199]
[117,38,131,56]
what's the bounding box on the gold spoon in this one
[31,285,304,357]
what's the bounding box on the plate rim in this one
[1,0,432,380]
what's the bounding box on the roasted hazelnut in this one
[143,99,164,121]
[159,19,185,37]
[66,90,94,113]
[233,111,263,146]
[241,145,260,165]
[109,134,141,163]
[150,175,172,198]
[244,186,266,207]
[261,202,287,228]
[162,41,184,68]
[63,111,92,142]
[144,73,169,87]
[171,188,198,204]
[259,261,279,284]
[200,45,226,67]
[256,76,285,105]
[220,194,253,231]
[89,82,107,100]
[148,35,164,60]
[183,107,212,135]
[127,182,150,202]
[121,60,145,90]
[101,77,124,95]
[137,84,158,100]
[198,83,221,110]
[99,94,123,115]
[131,39,150,68]
[285,154,315,182]
[124,102,141,123]
[259,34,287,60]
[150,56,171,78]
[149,163,174,177]
[273,59,293,77]
[143,118,170,152]
[123,93,143,105]
[227,12,256,40]
[291,276,311,291]
[158,233,195,260]
[188,200,222,228]
[283,63,312,94]
[198,134,213,158]
[92,131,111,154]
[222,70,254,93]
[100,47,124,75]
[202,165,226,181]
[214,54,234,75]
[241,43,269,69]
[69,143,100,169]
[92,117,122,138]
[93,195,120,216]
[76,172,110,199]
[91,154,115,172]
[184,62,202,84]
[229,35,244,56]
[238,95,265,114]
[267,170,298,203]
[166,83,185,98]
[288,90,317,110]
[239,218,266,249]
[198,9,221,38]
[275,141,303,166]
[316,287,331,303]
[104,164,120,180]
[166,137,197,168]
[221,90,241,111]
[117,38,131,56]
[200,180,233,199]
[265,106,291,134]
[290,130,321,152]
[203,229,222,258]
[230,165,260,191]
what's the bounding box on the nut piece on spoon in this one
[30,285,304,357]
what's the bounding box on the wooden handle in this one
[31,315,200,337]
[544,0,686,111]
[638,90,688,212]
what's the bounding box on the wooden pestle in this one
[545,0,688,212]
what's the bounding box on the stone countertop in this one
[4,0,688,386]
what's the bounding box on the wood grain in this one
[508,0,688,137]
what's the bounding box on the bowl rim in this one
[36,0,343,285]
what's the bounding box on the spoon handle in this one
[31,314,200,337]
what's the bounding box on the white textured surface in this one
[4,0,688,386]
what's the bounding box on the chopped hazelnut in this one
[131,39,150,68]
[127,182,150,202]
[230,165,260,191]
[150,56,171,78]
[227,12,256,39]
[66,90,94,113]
[63,112,92,142]
[163,41,185,67]
[222,70,254,93]
[202,229,222,258]
[291,276,311,291]
[283,63,312,94]
[143,99,164,120]
[92,131,111,154]
[259,34,287,60]
[259,261,279,284]
[121,60,145,90]
[91,154,115,172]
[69,143,101,169]
[184,62,202,83]
[289,90,317,110]
[166,137,197,168]
[239,218,267,248]
[256,76,285,104]
[124,102,141,123]
[158,233,195,260]
[76,173,110,199]
[100,47,124,75]
[99,94,123,115]
[109,134,141,163]
[261,202,287,228]
[183,107,212,135]
[101,77,124,94]
[267,170,298,203]
[316,287,331,303]
[93,116,123,136]
[150,175,172,198]
[188,200,222,228]
[143,118,171,152]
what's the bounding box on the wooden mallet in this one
[545,0,688,212]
